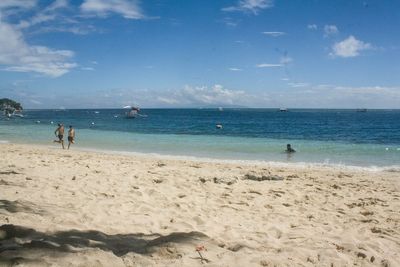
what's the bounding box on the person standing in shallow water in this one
[67,125,75,150]
[53,123,65,149]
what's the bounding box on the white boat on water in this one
[279,108,288,112]
[4,110,24,118]
[124,106,140,118]
[10,113,24,118]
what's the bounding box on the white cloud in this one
[81,67,94,71]
[17,13,56,29]
[46,0,68,11]
[156,96,179,105]
[288,82,308,88]
[33,24,98,35]
[331,35,372,58]
[0,19,76,77]
[16,0,71,31]
[307,24,317,30]
[0,0,36,9]
[324,24,338,37]
[256,63,282,68]
[155,85,258,107]
[10,83,400,109]
[222,0,273,15]
[29,99,42,105]
[279,56,292,65]
[229,67,242,71]
[262,31,285,37]
[220,17,240,27]
[81,0,145,19]
[283,84,400,108]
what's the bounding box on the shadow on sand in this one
[0,200,45,214]
[0,224,208,258]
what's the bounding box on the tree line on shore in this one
[0,98,23,114]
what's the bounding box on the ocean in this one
[1,108,399,167]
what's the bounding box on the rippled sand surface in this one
[1,143,399,266]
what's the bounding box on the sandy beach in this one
[0,143,399,266]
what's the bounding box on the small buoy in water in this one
[216,124,223,129]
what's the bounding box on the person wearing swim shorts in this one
[54,123,65,149]
[67,125,75,150]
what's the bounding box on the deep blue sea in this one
[1,109,399,167]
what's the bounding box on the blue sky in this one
[0,0,399,108]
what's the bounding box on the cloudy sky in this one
[0,0,399,108]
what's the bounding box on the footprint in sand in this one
[268,226,282,239]
[193,216,205,225]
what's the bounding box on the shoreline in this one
[2,139,400,172]
[1,143,399,266]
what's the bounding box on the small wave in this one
[0,140,10,144]
[61,146,400,172]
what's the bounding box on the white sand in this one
[0,143,399,266]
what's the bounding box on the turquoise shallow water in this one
[1,113,399,167]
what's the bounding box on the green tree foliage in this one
[0,98,23,111]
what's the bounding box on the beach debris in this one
[0,170,20,175]
[334,243,345,251]
[195,245,210,263]
[357,252,367,259]
[199,177,206,183]
[153,178,163,184]
[213,177,237,185]
[244,173,284,181]
[157,162,166,167]
[331,184,341,189]
[190,165,201,169]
